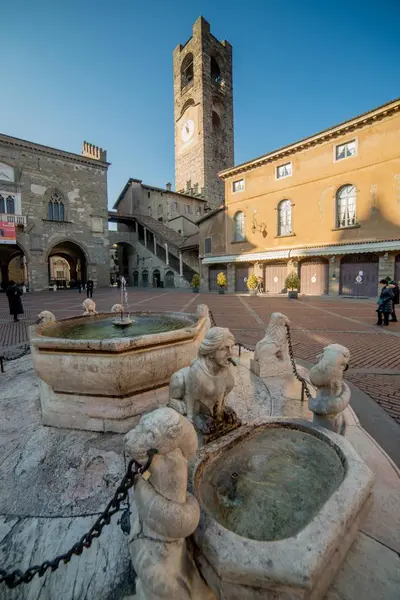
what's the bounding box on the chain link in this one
[2,344,30,362]
[285,324,313,401]
[0,449,158,589]
[209,309,217,327]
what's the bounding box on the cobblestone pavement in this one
[1,288,399,424]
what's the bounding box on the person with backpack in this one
[386,277,399,322]
[376,279,394,326]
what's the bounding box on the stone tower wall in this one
[173,17,234,209]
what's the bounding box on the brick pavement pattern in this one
[1,288,399,423]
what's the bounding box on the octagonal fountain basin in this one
[192,419,374,600]
[29,307,210,433]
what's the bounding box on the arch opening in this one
[48,240,87,289]
[181,53,194,89]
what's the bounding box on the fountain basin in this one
[29,309,210,433]
[191,419,374,600]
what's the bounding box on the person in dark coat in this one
[386,277,399,322]
[376,279,394,326]
[6,280,24,322]
[86,279,94,298]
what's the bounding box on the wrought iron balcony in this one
[0,213,27,226]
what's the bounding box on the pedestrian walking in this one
[6,280,24,322]
[376,279,394,326]
[86,279,94,298]
[387,278,399,322]
[257,276,264,294]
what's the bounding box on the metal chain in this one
[0,449,158,589]
[285,324,312,401]
[2,344,30,362]
[209,309,217,327]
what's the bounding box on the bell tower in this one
[173,17,234,209]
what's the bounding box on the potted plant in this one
[191,273,200,293]
[246,273,259,296]
[285,272,300,299]
[217,271,227,294]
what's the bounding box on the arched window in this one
[336,185,356,228]
[6,195,15,214]
[181,53,194,89]
[0,194,5,213]
[233,211,245,242]
[278,200,292,236]
[47,190,66,221]
[211,56,221,83]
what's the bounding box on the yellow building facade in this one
[200,98,400,296]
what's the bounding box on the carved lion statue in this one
[251,312,292,377]
[111,303,124,314]
[308,344,351,435]
[309,344,350,397]
[36,310,56,325]
[82,298,97,316]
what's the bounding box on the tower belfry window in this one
[211,56,221,83]
[181,53,194,89]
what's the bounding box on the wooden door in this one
[235,264,250,292]
[340,254,378,297]
[164,270,175,288]
[395,254,400,282]
[300,259,329,295]
[209,265,227,292]
[264,263,287,294]
[141,270,148,287]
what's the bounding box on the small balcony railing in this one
[0,213,27,226]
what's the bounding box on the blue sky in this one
[2,0,399,207]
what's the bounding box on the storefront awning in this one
[202,240,400,265]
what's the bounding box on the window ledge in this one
[275,233,296,239]
[42,219,72,223]
[231,239,247,244]
[331,224,360,231]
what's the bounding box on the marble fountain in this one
[0,305,385,600]
[30,301,211,432]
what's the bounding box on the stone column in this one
[200,263,209,292]
[165,243,169,266]
[144,228,147,249]
[227,263,235,294]
[153,235,157,255]
[328,255,341,296]
[378,252,395,284]
[179,252,183,276]
[23,255,29,287]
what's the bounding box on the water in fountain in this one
[199,425,345,541]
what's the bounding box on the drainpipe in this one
[165,243,169,266]
[144,227,147,249]
[179,251,183,276]
[153,235,157,255]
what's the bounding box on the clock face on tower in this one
[181,119,195,143]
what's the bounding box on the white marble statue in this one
[124,408,215,600]
[111,303,124,314]
[168,327,239,441]
[309,344,351,435]
[36,310,56,325]
[195,303,211,329]
[82,298,97,316]
[250,312,292,378]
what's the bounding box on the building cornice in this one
[202,239,400,264]
[219,97,400,180]
[0,134,110,169]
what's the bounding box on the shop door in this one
[264,263,287,294]
[300,259,329,295]
[141,270,148,287]
[340,254,379,297]
[395,254,400,282]
[209,266,227,292]
[235,264,250,292]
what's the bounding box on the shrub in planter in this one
[246,274,259,296]
[285,272,300,299]
[191,273,200,293]
[217,272,227,294]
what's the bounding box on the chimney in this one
[166,182,172,191]
[82,141,107,162]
